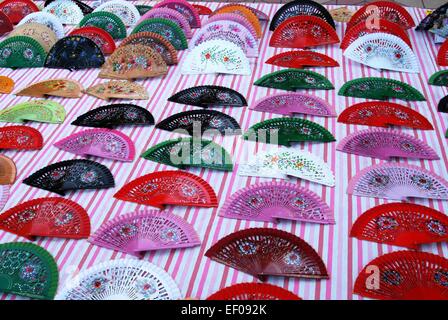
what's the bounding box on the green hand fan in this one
[254,69,334,91]
[79,11,127,40]
[428,70,448,86]
[0,100,66,124]
[131,18,188,50]
[0,36,46,69]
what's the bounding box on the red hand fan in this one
[69,26,116,55]
[192,4,211,15]
[265,50,339,69]
[0,197,90,240]
[207,283,302,300]
[437,38,448,66]
[0,125,43,150]
[354,251,448,300]
[0,11,12,35]
[0,0,39,24]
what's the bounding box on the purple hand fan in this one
[337,128,439,160]
[54,128,135,162]
[89,210,201,257]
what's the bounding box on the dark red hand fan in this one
[207,283,302,300]
[0,197,90,240]
[205,228,329,281]
[69,26,116,55]
[192,4,211,15]
[437,39,448,66]
[114,170,218,209]
[0,125,43,150]
[354,251,448,300]
[0,0,39,24]
[265,50,339,69]
[350,203,448,249]
[0,11,12,35]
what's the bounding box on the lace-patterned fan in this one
[207,283,301,300]
[69,26,116,55]
[0,76,14,94]
[0,100,65,124]
[44,0,93,15]
[138,7,191,38]
[206,13,257,39]
[0,36,46,68]
[0,154,16,184]
[168,85,247,108]
[153,0,201,29]
[212,5,261,38]
[0,0,39,24]
[254,69,334,91]
[347,163,448,201]
[94,0,140,26]
[131,18,188,50]
[17,12,65,39]
[15,79,83,98]
[56,259,181,300]
[85,81,149,100]
[43,0,84,25]
[265,50,339,69]
[0,11,12,35]
[9,23,58,53]
[0,126,43,150]
[79,11,127,40]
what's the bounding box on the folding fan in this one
[0,197,90,240]
[251,92,336,117]
[338,77,425,101]
[438,39,448,66]
[56,259,181,300]
[71,103,154,128]
[354,251,448,300]
[0,100,65,124]
[337,128,439,160]
[44,0,93,15]
[168,85,247,108]
[131,18,188,50]
[0,185,9,211]
[89,210,200,257]
[270,15,339,49]
[23,159,115,196]
[416,2,448,31]
[347,1,415,31]
[347,163,448,201]
[141,138,233,171]
[193,4,212,15]
[9,23,58,53]
[94,0,140,26]
[15,79,83,98]
[156,110,241,136]
[0,154,16,184]
[207,283,301,300]
[17,12,65,39]
[217,4,269,21]
[0,11,12,35]
[43,0,84,25]
[205,228,329,280]
[265,50,339,69]
[0,125,43,150]
[429,70,448,86]
[136,5,153,15]
[0,242,58,300]
[138,7,191,38]
[0,0,39,24]
[69,26,116,55]
[438,95,448,113]
[330,6,353,23]
[54,128,135,161]
[205,13,258,39]
[153,0,201,29]
[254,69,334,91]
[0,76,14,94]
[219,181,333,224]
[114,170,218,209]
[85,81,149,100]
[79,11,127,40]
[243,117,336,146]
[212,4,261,38]
[337,101,433,130]
[0,36,46,68]
[99,44,167,80]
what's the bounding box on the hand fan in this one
[141,138,233,171]
[212,5,261,38]
[416,2,448,31]
[205,13,257,39]
[114,170,218,209]
[337,101,433,130]
[182,39,251,75]
[0,242,58,300]
[93,0,140,26]
[44,0,93,15]
[343,33,419,73]
[243,117,336,146]
[138,7,191,38]
[270,15,339,49]
[254,69,334,91]
[79,11,127,40]
[438,95,448,113]
[0,125,43,150]
[437,39,448,66]
[9,23,58,53]
[119,32,178,65]
[0,11,12,35]
[0,0,39,24]
[269,0,335,31]
[429,70,448,86]
[15,79,83,98]
[0,154,16,184]
[136,5,153,15]
[330,6,353,23]
[85,81,149,100]
[337,128,439,160]
[0,197,90,240]
[217,4,269,22]
[219,181,333,224]
[0,100,65,124]
[207,283,301,300]
[23,159,115,196]
[0,75,14,94]
[0,36,46,68]
[17,12,65,39]
[192,4,212,15]
[69,26,116,55]
[347,163,448,201]
[251,92,336,117]
[168,85,247,108]
[89,210,200,256]
[351,202,448,249]
[153,0,201,29]
[54,128,135,161]
[354,251,448,300]
[43,0,84,25]
[71,103,154,128]
[265,50,339,69]
[347,1,415,31]
[205,228,329,280]
[57,259,181,300]
[155,110,241,136]
[131,18,188,50]
[338,77,425,101]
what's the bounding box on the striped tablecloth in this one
[1,2,447,300]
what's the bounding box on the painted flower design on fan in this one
[304,76,316,84]
[284,251,302,266]
[369,174,390,187]
[141,182,157,193]
[19,263,41,282]
[80,170,98,184]
[427,219,447,236]
[88,276,109,294]
[394,110,410,120]
[15,134,30,145]
[392,85,405,93]
[357,109,373,119]
[118,223,138,238]
[180,184,198,197]
[247,196,264,208]
[54,212,74,226]
[1,48,11,59]
[381,270,402,286]
[291,197,309,209]
[375,216,399,231]
[125,109,140,120]
[238,241,257,255]
[50,169,66,181]
[273,76,286,83]
[411,175,433,190]
[160,227,180,242]
[434,270,448,287]
[400,141,417,152]
[23,48,34,60]
[18,209,37,222]
[135,278,158,298]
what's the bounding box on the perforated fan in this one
[192,4,211,16]
[69,26,116,55]
[56,259,181,300]
[429,70,448,86]
[205,228,329,280]
[337,128,439,160]
[416,2,448,31]
[15,79,83,98]
[168,85,247,108]
[141,138,233,171]
[156,110,241,136]
[9,23,58,53]
[207,283,301,300]
[0,126,43,150]
[138,7,191,38]
[251,92,336,117]
[44,0,93,15]
[0,100,65,124]
[79,11,127,40]
[265,50,339,69]
[43,0,84,25]
[0,36,46,68]
[206,13,258,39]
[0,0,39,24]
[338,77,425,101]
[438,95,448,113]
[0,76,14,94]
[217,4,269,22]
[131,18,188,50]
[0,11,12,35]
[89,210,200,257]
[54,128,135,161]
[0,154,16,184]
[220,181,333,224]
[254,69,334,91]
[330,6,353,23]
[17,12,65,39]
[213,5,261,38]
[23,159,115,196]
[354,251,448,300]
[154,0,201,29]
[347,163,448,201]
[85,81,149,100]
[72,103,154,128]
[94,0,140,26]
[0,197,90,240]
[0,242,58,300]
[114,170,218,209]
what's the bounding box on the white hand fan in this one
[43,0,85,25]
[18,12,65,39]
[93,0,140,26]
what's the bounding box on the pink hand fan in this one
[206,13,258,39]
[138,7,192,38]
